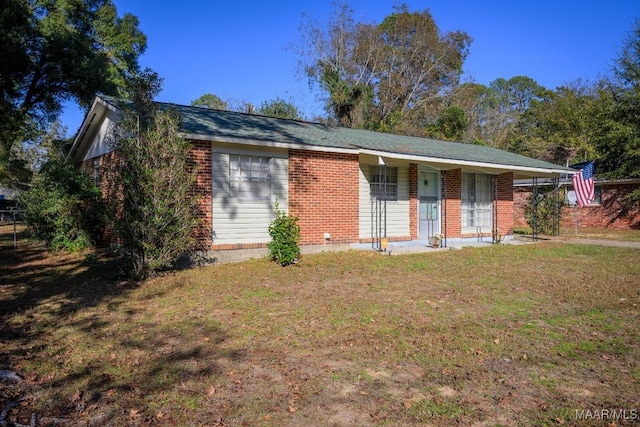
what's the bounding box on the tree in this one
[427,106,468,141]
[106,70,204,279]
[372,5,471,133]
[615,18,640,89]
[584,20,640,209]
[0,0,146,187]
[448,82,492,144]
[20,136,106,251]
[594,20,640,180]
[257,98,303,120]
[481,76,547,150]
[191,93,228,110]
[515,80,599,164]
[297,2,471,133]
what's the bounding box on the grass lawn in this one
[1,241,639,426]
[0,222,26,249]
[514,226,640,242]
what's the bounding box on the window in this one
[369,166,398,200]
[589,186,602,205]
[462,173,492,230]
[229,155,271,200]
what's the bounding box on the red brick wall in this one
[514,183,640,230]
[409,163,418,239]
[289,149,360,245]
[513,188,529,228]
[189,141,213,247]
[441,170,514,239]
[496,172,514,237]
[81,152,120,244]
[443,169,462,238]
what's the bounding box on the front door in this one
[418,170,439,239]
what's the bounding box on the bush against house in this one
[105,88,203,279]
[268,201,301,266]
[523,187,567,235]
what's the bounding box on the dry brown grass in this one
[515,226,640,242]
[1,241,639,426]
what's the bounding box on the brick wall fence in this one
[289,149,360,245]
[513,183,640,230]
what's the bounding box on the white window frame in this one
[369,165,398,201]
[229,155,272,200]
[461,172,492,232]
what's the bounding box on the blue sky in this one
[61,0,640,136]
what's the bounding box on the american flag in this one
[572,161,595,206]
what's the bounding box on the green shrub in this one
[268,201,301,266]
[20,148,105,251]
[524,187,566,235]
[108,106,202,279]
[105,70,206,279]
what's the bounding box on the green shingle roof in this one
[100,96,570,173]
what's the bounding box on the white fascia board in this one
[69,96,117,161]
[181,133,359,154]
[358,148,572,176]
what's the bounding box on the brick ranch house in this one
[70,95,571,256]
[514,178,640,230]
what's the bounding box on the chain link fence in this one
[0,209,26,248]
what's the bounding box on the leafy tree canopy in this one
[594,19,640,181]
[297,2,471,133]
[19,134,106,251]
[0,0,146,187]
[257,98,303,120]
[191,93,228,110]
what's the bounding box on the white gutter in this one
[359,148,574,176]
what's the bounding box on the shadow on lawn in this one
[0,245,140,367]
[0,244,244,424]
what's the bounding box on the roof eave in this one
[359,149,571,176]
[181,133,359,154]
[68,95,117,164]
